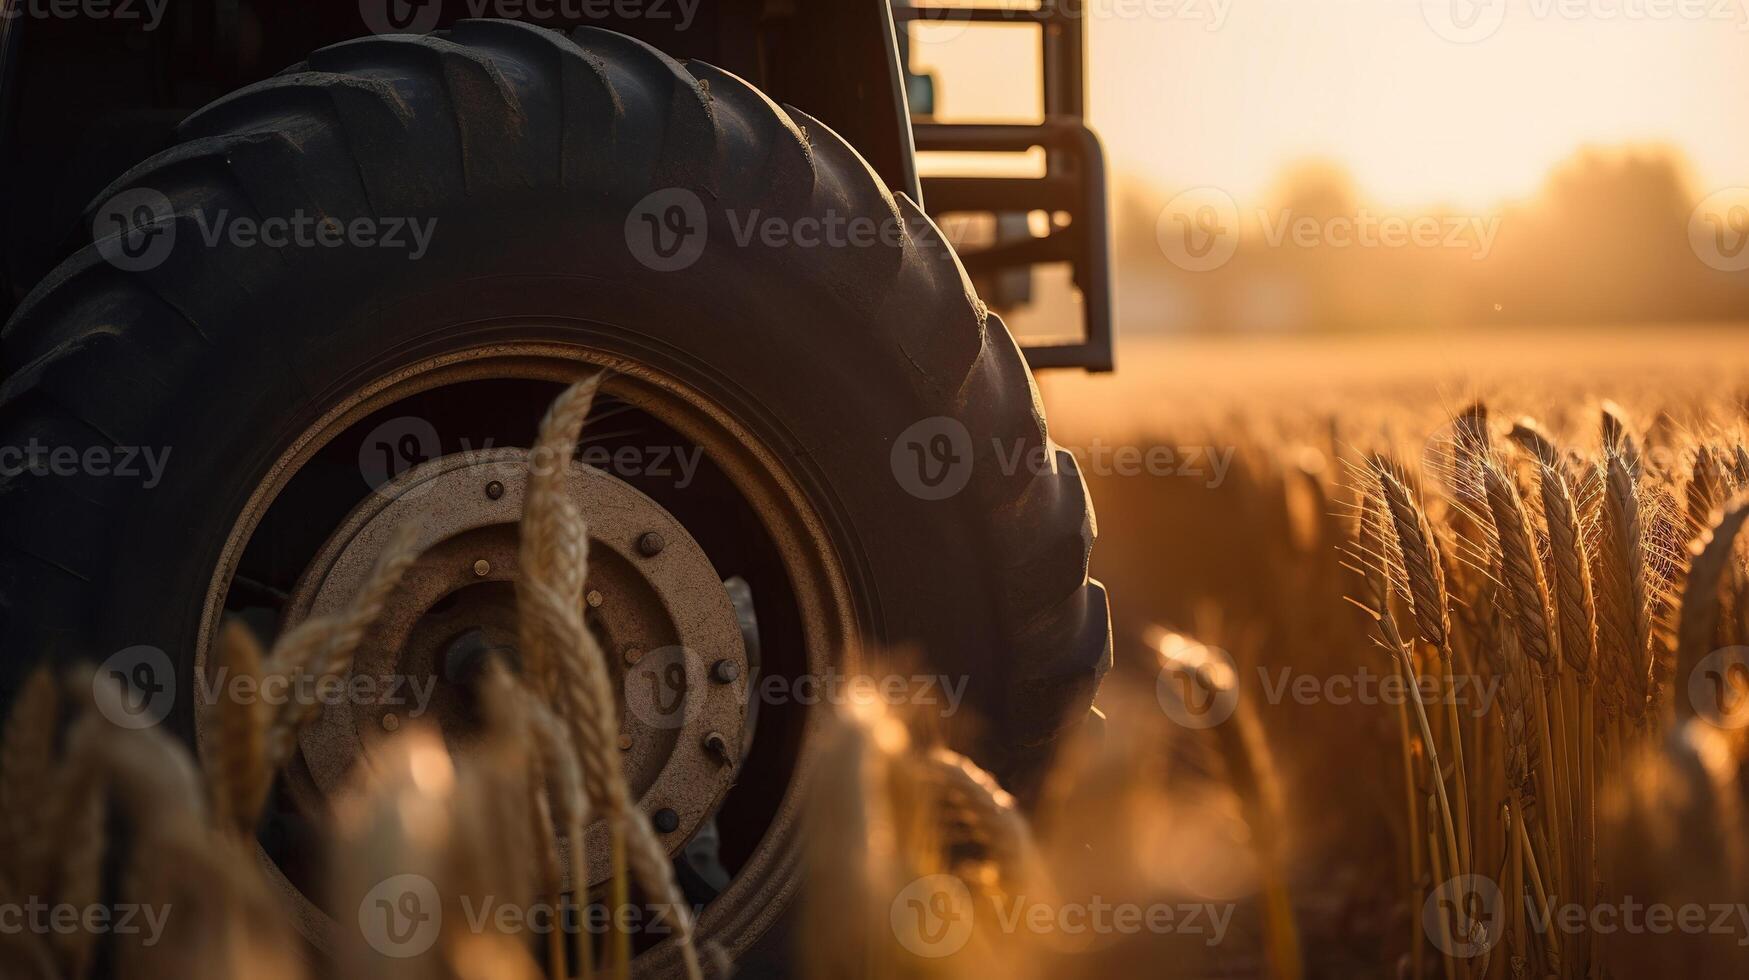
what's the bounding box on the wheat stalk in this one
[517,375,707,980]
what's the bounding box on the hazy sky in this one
[910,0,1749,210]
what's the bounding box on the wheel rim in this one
[195,340,859,962]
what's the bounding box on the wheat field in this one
[5,331,1749,978]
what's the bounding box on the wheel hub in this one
[284,447,749,886]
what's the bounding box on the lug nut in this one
[485,480,505,500]
[653,808,680,833]
[704,731,732,764]
[711,659,740,684]
[637,532,665,557]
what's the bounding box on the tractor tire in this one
[0,19,1108,970]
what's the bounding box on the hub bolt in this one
[653,808,680,834]
[622,646,643,667]
[704,731,732,765]
[473,559,491,577]
[485,480,505,500]
[382,713,400,732]
[637,532,666,558]
[617,734,633,751]
[711,659,740,684]
[586,589,604,609]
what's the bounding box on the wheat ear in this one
[1673,494,1749,722]
[519,376,706,980]
[262,523,423,771]
[1373,463,1471,894]
[1596,453,1651,723]
[206,619,272,838]
[0,667,61,899]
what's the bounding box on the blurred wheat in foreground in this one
[3,382,1749,979]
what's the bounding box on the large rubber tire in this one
[0,17,1108,965]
